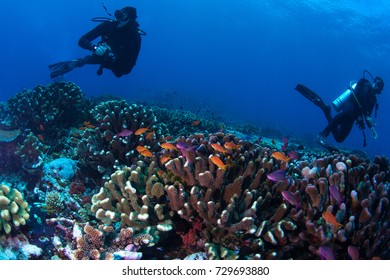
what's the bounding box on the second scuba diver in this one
[295,70,384,151]
[49,6,143,78]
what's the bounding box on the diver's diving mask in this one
[373,77,384,93]
[114,9,129,22]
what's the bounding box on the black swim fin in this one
[48,60,78,79]
[316,135,340,153]
[295,84,332,121]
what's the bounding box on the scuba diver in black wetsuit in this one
[295,70,384,151]
[49,6,143,78]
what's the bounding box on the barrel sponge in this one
[0,184,30,235]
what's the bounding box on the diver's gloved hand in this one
[93,43,111,56]
[365,116,375,128]
[371,127,378,139]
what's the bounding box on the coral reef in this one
[0,234,42,260]
[0,81,389,260]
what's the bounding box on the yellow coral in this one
[0,184,30,235]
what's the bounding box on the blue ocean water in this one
[1,0,389,158]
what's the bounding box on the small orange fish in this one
[146,130,155,141]
[136,145,148,153]
[140,149,153,157]
[137,146,153,157]
[322,212,343,229]
[224,141,240,150]
[160,142,177,150]
[272,151,291,163]
[86,124,96,129]
[157,170,165,177]
[39,124,45,131]
[163,135,172,141]
[78,126,86,130]
[37,134,45,142]
[159,155,171,164]
[192,120,200,126]
[211,143,227,154]
[135,127,149,135]
[83,121,91,126]
[210,155,228,170]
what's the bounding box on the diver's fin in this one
[326,145,340,153]
[316,135,340,153]
[295,84,326,107]
[295,84,332,121]
[48,60,77,79]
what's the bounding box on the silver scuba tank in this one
[332,82,357,112]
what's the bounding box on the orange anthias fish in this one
[136,145,148,153]
[192,120,200,126]
[83,121,95,129]
[224,141,241,150]
[160,142,177,150]
[135,127,149,135]
[37,134,45,142]
[272,151,291,163]
[322,212,343,229]
[211,143,227,154]
[146,130,155,141]
[210,155,228,170]
[136,146,153,157]
[159,155,171,164]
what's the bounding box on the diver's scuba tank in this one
[332,82,357,112]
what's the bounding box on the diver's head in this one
[115,7,137,22]
[373,76,384,94]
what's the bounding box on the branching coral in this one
[91,162,173,237]
[6,82,86,133]
[15,132,45,174]
[0,184,30,236]
[72,100,163,176]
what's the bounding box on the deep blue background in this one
[1,0,389,158]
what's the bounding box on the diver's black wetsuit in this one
[78,20,141,77]
[320,78,377,143]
